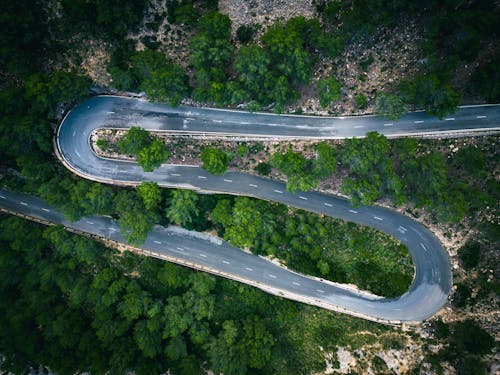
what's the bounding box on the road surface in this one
[15,95,497,323]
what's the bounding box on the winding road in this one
[4,96,499,323]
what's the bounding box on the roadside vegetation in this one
[1,0,498,374]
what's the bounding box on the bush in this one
[236,24,255,44]
[254,162,271,175]
[354,93,367,109]
[200,147,229,175]
[117,127,152,155]
[451,320,494,355]
[96,139,110,150]
[457,242,481,270]
[375,92,405,120]
[317,77,341,108]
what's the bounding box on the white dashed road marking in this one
[399,226,407,232]
[324,203,332,207]
[349,209,358,214]
[223,179,233,182]
[86,220,94,225]
[420,243,427,251]
[414,120,424,124]
[109,227,117,231]
[73,131,76,137]
[354,125,364,128]
[75,150,81,157]
[373,216,383,221]
[268,274,277,278]
[0,195,6,199]
[176,247,184,251]
[444,118,455,121]
[199,253,207,258]
[41,208,50,212]
[274,189,283,194]
[198,176,207,179]
[383,123,393,126]
[299,196,308,200]
[222,260,230,264]
[249,184,258,187]
[153,240,161,244]
[245,267,253,271]
[476,115,487,119]
[293,282,301,286]
[171,173,181,177]
[316,289,325,293]
[20,202,28,206]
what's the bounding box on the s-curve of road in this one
[9,96,500,323]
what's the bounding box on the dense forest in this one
[0,0,498,373]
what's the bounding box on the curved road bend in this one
[20,95,500,323]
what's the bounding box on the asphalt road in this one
[14,95,498,323]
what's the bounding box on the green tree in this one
[400,75,460,119]
[200,147,229,175]
[354,93,367,109]
[234,44,271,104]
[137,182,162,211]
[451,320,494,355]
[118,127,152,155]
[341,132,403,205]
[457,242,481,270]
[116,191,159,244]
[166,190,199,226]
[271,148,317,193]
[375,92,405,120]
[317,76,341,108]
[314,141,337,178]
[141,64,189,106]
[137,138,170,172]
[190,12,233,104]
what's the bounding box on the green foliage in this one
[24,71,90,115]
[140,63,189,106]
[341,132,403,206]
[467,58,500,102]
[236,144,249,157]
[400,75,460,119]
[254,162,272,176]
[200,147,229,175]
[452,283,471,308]
[271,148,318,193]
[137,138,170,172]
[108,49,186,94]
[190,12,233,104]
[212,197,275,249]
[96,139,110,150]
[116,191,160,244]
[60,0,148,39]
[0,0,48,76]
[233,44,271,104]
[210,198,413,296]
[314,141,337,178]
[118,127,152,155]
[457,242,481,270]
[262,17,313,86]
[137,182,162,211]
[375,92,405,120]
[236,24,256,44]
[450,320,494,355]
[166,190,200,227]
[451,146,487,179]
[318,77,341,108]
[354,93,368,109]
